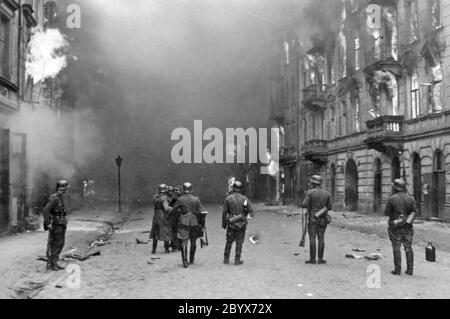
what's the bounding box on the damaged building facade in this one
[271,0,450,220]
[0,0,75,233]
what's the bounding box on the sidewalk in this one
[255,204,450,253]
[0,203,130,299]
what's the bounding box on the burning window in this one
[407,0,419,43]
[0,14,11,80]
[410,72,419,118]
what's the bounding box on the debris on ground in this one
[62,248,101,261]
[136,239,148,244]
[345,254,362,259]
[364,253,382,261]
[249,234,260,245]
[91,240,109,248]
[352,248,366,252]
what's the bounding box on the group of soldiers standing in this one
[41,174,417,277]
[150,181,254,268]
[300,175,417,276]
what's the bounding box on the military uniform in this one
[43,193,68,270]
[302,181,333,264]
[168,188,180,252]
[385,183,416,275]
[172,193,205,267]
[222,191,254,265]
[150,193,173,253]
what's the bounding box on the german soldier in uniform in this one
[43,180,70,271]
[302,175,333,265]
[150,184,173,254]
[222,181,254,265]
[385,179,416,276]
[172,183,205,268]
[167,186,180,252]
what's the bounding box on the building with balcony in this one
[270,0,450,220]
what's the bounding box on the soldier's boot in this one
[180,243,189,268]
[224,242,232,264]
[50,258,61,271]
[152,239,158,255]
[405,249,414,276]
[46,261,53,272]
[306,241,317,264]
[164,241,170,254]
[391,245,402,275]
[318,240,326,264]
[172,239,179,252]
[235,243,244,266]
[189,246,196,264]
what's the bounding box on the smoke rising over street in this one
[57,0,325,202]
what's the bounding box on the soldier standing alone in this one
[173,183,206,268]
[222,181,254,266]
[43,180,70,271]
[150,184,173,254]
[301,175,333,265]
[385,179,416,276]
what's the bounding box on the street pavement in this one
[26,205,450,299]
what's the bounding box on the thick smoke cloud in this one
[58,0,327,203]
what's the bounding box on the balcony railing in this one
[302,139,328,164]
[366,115,404,137]
[365,45,399,66]
[302,84,327,111]
[364,115,404,153]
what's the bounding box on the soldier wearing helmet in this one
[301,175,333,265]
[150,184,173,254]
[167,186,180,252]
[385,178,417,276]
[42,180,70,271]
[222,181,254,265]
[172,182,205,268]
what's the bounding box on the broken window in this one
[352,96,360,133]
[0,14,11,80]
[420,84,433,114]
[431,64,443,112]
[355,35,360,71]
[407,0,419,43]
[431,0,441,30]
[411,72,419,118]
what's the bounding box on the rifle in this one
[299,207,308,247]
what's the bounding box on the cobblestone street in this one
[32,205,450,299]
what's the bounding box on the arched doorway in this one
[330,164,336,201]
[412,153,422,216]
[391,155,401,181]
[345,159,358,211]
[432,150,445,218]
[374,158,382,212]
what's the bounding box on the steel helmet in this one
[232,181,243,192]
[182,182,193,194]
[310,175,323,185]
[158,184,169,193]
[56,180,69,191]
[392,179,406,192]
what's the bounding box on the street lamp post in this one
[115,155,123,213]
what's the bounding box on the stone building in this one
[270,0,450,220]
[0,0,74,233]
